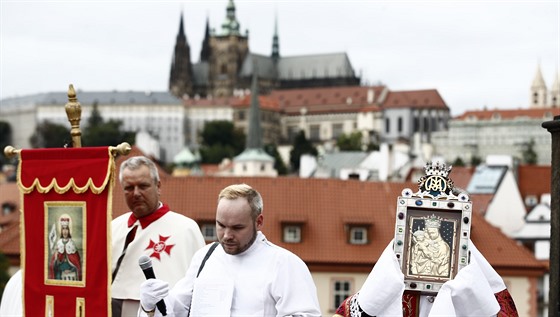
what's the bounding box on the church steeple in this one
[530,63,547,108]
[200,16,211,62]
[231,66,277,177]
[271,13,280,60]
[247,69,263,149]
[169,12,193,98]
[221,0,241,36]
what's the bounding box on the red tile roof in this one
[231,95,281,111]
[517,165,551,202]
[454,107,560,120]
[1,176,545,276]
[382,89,448,110]
[270,86,386,115]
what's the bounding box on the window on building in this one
[413,117,419,132]
[385,118,390,133]
[283,225,302,243]
[310,125,320,142]
[200,223,217,242]
[238,110,245,121]
[332,279,353,311]
[349,226,368,244]
[333,123,343,139]
[397,117,403,132]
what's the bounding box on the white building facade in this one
[1,91,185,163]
[432,108,557,165]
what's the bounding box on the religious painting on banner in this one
[18,147,115,316]
[393,161,472,295]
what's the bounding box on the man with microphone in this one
[138,183,321,316]
[112,156,205,316]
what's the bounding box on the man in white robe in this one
[138,183,321,317]
[112,156,205,316]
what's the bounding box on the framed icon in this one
[44,201,86,287]
[393,162,472,294]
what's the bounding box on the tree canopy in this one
[289,131,318,172]
[0,121,13,168]
[81,102,135,147]
[336,131,363,151]
[199,120,245,164]
[30,121,71,148]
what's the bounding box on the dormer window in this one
[200,223,217,242]
[349,226,368,244]
[345,219,372,245]
[281,217,307,243]
[283,225,302,243]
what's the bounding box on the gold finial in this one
[3,145,20,159]
[65,84,82,148]
[109,142,132,157]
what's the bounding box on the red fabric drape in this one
[19,147,114,317]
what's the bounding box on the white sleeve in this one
[271,253,322,317]
[167,244,207,316]
[0,270,23,317]
[357,241,404,316]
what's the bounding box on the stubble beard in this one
[221,224,258,255]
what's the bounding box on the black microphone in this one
[139,255,167,316]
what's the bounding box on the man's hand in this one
[140,279,169,311]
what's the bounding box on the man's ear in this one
[256,214,264,230]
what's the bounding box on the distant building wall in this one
[432,112,554,165]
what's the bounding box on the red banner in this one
[18,147,114,317]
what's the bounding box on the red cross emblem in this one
[145,235,175,260]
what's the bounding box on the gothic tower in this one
[169,13,193,98]
[200,16,211,62]
[208,0,249,97]
[530,63,547,108]
[271,13,280,61]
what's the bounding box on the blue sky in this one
[1,0,559,116]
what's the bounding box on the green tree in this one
[264,143,288,175]
[199,121,245,163]
[0,121,13,168]
[452,157,465,167]
[289,131,318,172]
[521,138,538,165]
[337,131,363,151]
[470,155,482,167]
[81,103,135,147]
[30,121,71,148]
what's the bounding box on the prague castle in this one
[168,0,361,99]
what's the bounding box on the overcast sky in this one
[1,0,559,116]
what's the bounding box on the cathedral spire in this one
[247,67,262,149]
[169,12,193,98]
[200,15,211,62]
[178,12,186,39]
[530,63,547,108]
[271,12,280,60]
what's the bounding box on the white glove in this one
[140,279,169,311]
